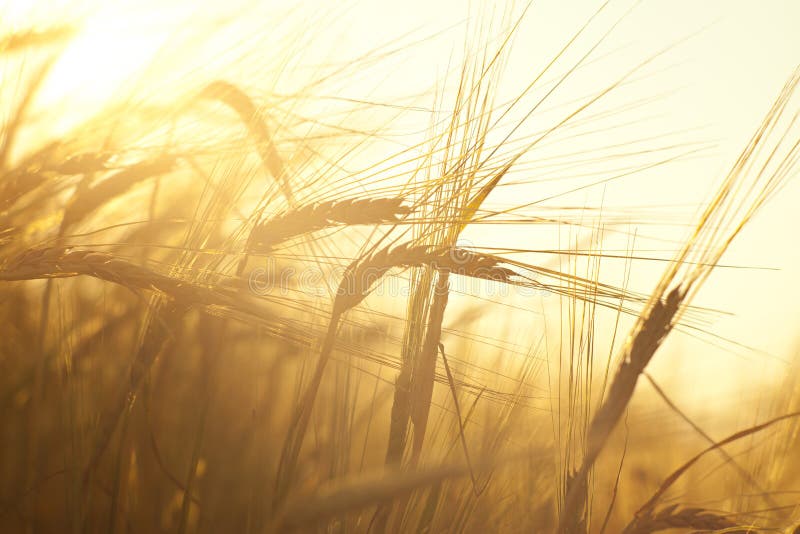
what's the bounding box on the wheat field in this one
[2,1,800,533]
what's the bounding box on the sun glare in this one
[37,5,167,117]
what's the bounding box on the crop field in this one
[1,1,800,532]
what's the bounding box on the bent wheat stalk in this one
[274,243,521,504]
[245,197,411,253]
[198,80,293,204]
[0,248,300,335]
[61,156,176,229]
[0,26,75,54]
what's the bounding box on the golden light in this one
[2,2,800,532]
[36,3,169,130]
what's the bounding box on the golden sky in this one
[4,0,799,408]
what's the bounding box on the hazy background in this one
[4,0,799,418]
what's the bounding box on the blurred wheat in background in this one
[2,1,800,532]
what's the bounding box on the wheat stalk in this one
[560,67,800,533]
[61,156,176,229]
[197,80,293,205]
[0,26,75,54]
[0,248,306,338]
[245,197,411,253]
[622,505,750,534]
[273,242,520,504]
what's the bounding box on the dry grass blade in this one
[438,343,482,494]
[643,372,778,509]
[274,451,523,532]
[631,411,800,520]
[275,464,473,530]
[622,504,751,534]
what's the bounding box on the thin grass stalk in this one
[622,505,749,534]
[628,411,800,527]
[560,286,684,533]
[409,270,450,463]
[198,80,292,203]
[274,311,341,507]
[177,318,220,534]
